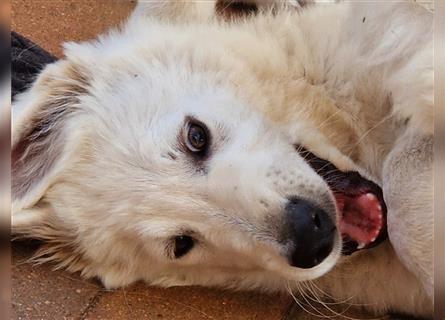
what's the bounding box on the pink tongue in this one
[337,193,383,245]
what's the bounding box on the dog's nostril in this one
[312,212,321,230]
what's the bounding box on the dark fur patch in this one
[216,1,258,21]
[12,63,89,200]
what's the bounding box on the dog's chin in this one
[271,234,343,282]
[295,146,388,255]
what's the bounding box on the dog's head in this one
[12,1,385,290]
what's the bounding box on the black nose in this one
[285,198,336,269]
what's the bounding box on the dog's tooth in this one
[357,242,366,249]
[376,204,382,211]
[370,236,377,242]
[366,193,375,200]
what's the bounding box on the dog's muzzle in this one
[285,198,336,269]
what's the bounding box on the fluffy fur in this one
[12,1,433,317]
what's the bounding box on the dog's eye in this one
[185,122,208,153]
[174,235,195,258]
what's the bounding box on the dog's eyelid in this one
[179,116,212,162]
[183,115,228,143]
[183,116,210,135]
[166,232,198,259]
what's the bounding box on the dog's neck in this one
[237,54,399,181]
[291,81,399,180]
[233,11,403,181]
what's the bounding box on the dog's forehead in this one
[68,23,262,119]
[177,87,262,124]
[84,58,263,131]
[67,26,283,164]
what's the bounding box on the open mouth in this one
[295,146,387,255]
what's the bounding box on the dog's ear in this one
[12,59,89,231]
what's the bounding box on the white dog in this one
[12,1,433,318]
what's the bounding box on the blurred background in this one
[435,1,445,319]
[0,0,10,319]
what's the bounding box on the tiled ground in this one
[12,0,136,58]
[11,1,391,319]
[13,241,381,320]
[12,241,296,320]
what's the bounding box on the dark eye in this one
[174,235,195,258]
[185,122,208,153]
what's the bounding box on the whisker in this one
[346,113,394,159]
[315,108,343,131]
[286,282,330,319]
[302,282,366,320]
[297,282,337,318]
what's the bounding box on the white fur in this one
[12,1,433,317]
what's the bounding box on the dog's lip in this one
[294,145,388,255]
